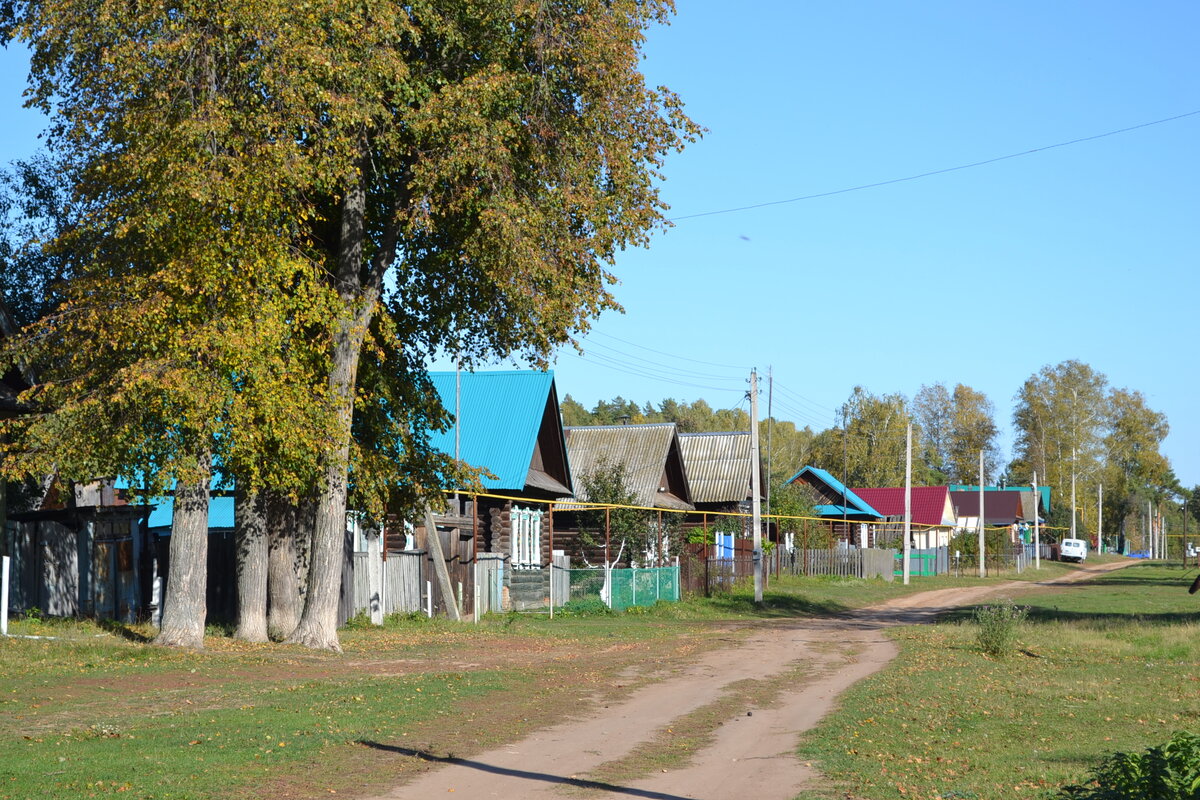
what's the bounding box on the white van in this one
[1060,538,1088,563]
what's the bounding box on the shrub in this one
[1056,731,1200,799]
[558,597,614,617]
[973,599,1027,658]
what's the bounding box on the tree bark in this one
[233,488,268,642]
[266,490,309,640]
[286,167,372,651]
[154,451,212,648]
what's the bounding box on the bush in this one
[973,599,1027,658]
[1056,731,1200,799]
[557,597,614,617]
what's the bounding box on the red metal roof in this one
[850,486,953,527]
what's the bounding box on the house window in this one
[511,507,543,569]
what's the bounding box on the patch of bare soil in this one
[360,560,1132,800]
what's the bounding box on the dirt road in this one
[367,560,1130,800]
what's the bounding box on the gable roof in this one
[786,465,882,520]
[850,486,956,527]
[949,484,1051,514]
[948,490,1026,525]
[564,423,693,510]
[678,431,761,504]
[427,370,572,496]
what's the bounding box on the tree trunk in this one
[266,491,309,640]
[233,488,268,642]
[154,452,212,648]
[285,163,375,651]
[284,323,363,651]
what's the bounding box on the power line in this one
[560,350,744,394]
[670,109,1200,221]
[576,337,744,382]
[585,330,747,370]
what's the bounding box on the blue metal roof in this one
[787,465,882,519]
[147,495,235,530]
[427,370,558,492]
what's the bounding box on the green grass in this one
[796,563,1200,800]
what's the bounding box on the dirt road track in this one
[366,560,1131,800]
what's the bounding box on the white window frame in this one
[511,507,543,569]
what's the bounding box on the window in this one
[511,507,543,569]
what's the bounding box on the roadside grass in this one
[795,562,1200,800]
[0,557,1134,799]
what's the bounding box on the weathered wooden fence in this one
[785,546,896,581]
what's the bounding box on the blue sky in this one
[1,2,1197,489]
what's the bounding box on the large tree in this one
[1011,360,1109,513]
[3,0,696,650]
[808,386,921,488]
[913,382,1000,484]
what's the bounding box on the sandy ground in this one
[366,560,1131,800]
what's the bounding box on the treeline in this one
[563,359,1192,546]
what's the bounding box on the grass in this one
[0,557,1160,799]
[796,562,1200,800]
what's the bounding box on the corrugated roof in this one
[786,465,882,519]
[850,486,956,527]
[948,491,1026,525]
[949,484,1052,514]
[564,423,693,510]
[678,432,756,504]
[428,370,565,493]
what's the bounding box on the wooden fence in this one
[785,546,896,581]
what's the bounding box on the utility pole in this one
[1033,471,1040,570]
[1071,447,1077,540]
[1097,484,1103,554]
[749,369,763,604]
[903,423,912,585]
[766,366,773,520]
[978,450,986,578]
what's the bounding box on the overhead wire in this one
[585,330,747,370]
[669,109,1200,221]
[574,336,744,383]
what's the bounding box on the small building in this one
[419,370,574,612]
[851,486,958,549]
[785,465,883,546]
[949,490,1027,541]
[678,431,763,515]
[556,422,694,565]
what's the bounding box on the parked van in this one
[1060,538,1088,563]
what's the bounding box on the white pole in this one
[1148,501,1154,559]
[1,556,9,636]
[978,451,986,578]
[1033,472,1041,570]
[749,368,764,604]
[1098,484,1103,554]
[903,423,912,585]
[426,580,433,618]
[1071,447,1077,539]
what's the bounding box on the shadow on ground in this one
[357,740,699,799]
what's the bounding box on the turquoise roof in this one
[427,370,562,492]
[786,465,882,519]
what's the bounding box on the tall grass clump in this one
[1056,731,1200,799]
[973,599,1027,657]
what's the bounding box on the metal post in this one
[605,506,611,566]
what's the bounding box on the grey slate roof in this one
[563,423,694,511]
[678,432,759,505]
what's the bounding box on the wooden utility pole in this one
[750,368,763,603]
[423,506,461,621]
[903,423,912,585]
[978,451,986,578]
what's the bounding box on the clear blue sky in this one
[1,2,1197,489]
